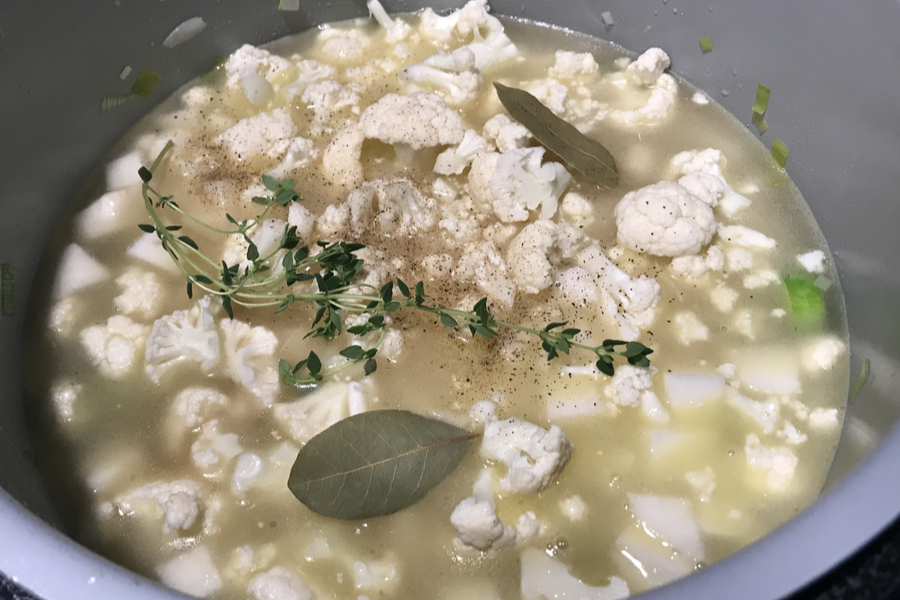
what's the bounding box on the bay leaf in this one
[493,82,619,188]
[288,410,478,520]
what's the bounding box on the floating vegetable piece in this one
[699,37,713,53]
[849,358,871,402]
[753,84,771,115]
[163,17,207,49]
[493,82,619,188]
[784,276,825,321]
[771,138,789,168]
[131,69,161,97]
[278,0,300,10]
[288,410,478,519]
[100,93,136,113]
[753,112,768,134]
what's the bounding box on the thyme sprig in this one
[139,141,652,386]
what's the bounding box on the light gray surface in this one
[0,0,899,598]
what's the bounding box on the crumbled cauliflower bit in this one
[322,124,365,190]
[360,91,465,150]
[685,467,716,503]
[507,221,583,294]
[615,181,717,257]
[482,114,532,153]
[215,108,298,161]
[797,250,826,274]
[53,244,110,299]
[346,178,438,234]
[802,336,845,371]
[400,47,483,107]
[172,387,229,431]
[743,269,780,290]
[157,546,223,599]
[301,80,360,117]
[192,420,243,470]
[560,495,587,521]
[320,28,370,62]
[772,308,787,318]
[726,248,753,272]
[432,177,457,202]
[316,203,352,237]
[287,203,316,242]
[726,387,780,434]
[549,51,599,79]
[451,469,517,551]
[674,312,709,344]
[379,329,404,362]
[527,79,568,115]
[778,421,808,445]
[470,400,498,425]
[273,382,367,444]
[733,309,755,339]
[611,73,678,126]
[604,364,658,407]
[268,137,320,180]
[745,434,797,491]
[113,268,161,317]
[481,417,573,494]
[113,479,203,532]
[669,246,725,279]
[435,129,489,175]
[491,147,572,222]
[81,315,149,378]
[219,319,280,406]
[440,216,480,241]
[224,44,292,90]
[248,567,313,600]
[48,297,77,334]
[808,408,840,430]
[456,241,517,309]
[678,172,725,207]
[718,225,776,249]
[625,47,670,85]
[516,512,543,540]
[559,191,595,225]
[693,91,710,105]
[555,267,598,306]
[232,452,266,494]
[669,148,752,216]
[710,284,739,313]
[521,547,630,600]
[145,296,220,383]
[352,558,398,591]
[366,0,410,43]
[284,59,338,100]
[50,381,80,422]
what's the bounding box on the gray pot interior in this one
[1,0,899,598]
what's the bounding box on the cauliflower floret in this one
[219,319,280,406]
[451,469,517,551]
[80,315,149,378]
[670,148,752,217]
[611,74,678,126]
[268,137,319,180]
[419,0,519,70]
[506,221,584,294]
[215,108,298,161]
[112,479,203,533]
[745,434,797,491]
[482,114,532,153]
[555,267,598,306]
[481,417,573,494]
[360,91,465,150]
[171,387,229,433]
[615,181,717,257]
[224,44,292,95]
[346,178,438,234]
[559,191,595,226]
[527,79,569,115]
[145,296,220,383]
[400,47,483,107]
[283,59,338,100]
[625,47,670,85]
[669,246,725,279]
[319,28,369,62]
[191,419,243,471]
[366,0,410,43]
[434,129,488,175]
[604,364,661,414]
[113,268,161,317]
[490,147,572,222]
[248,567,313,600]
[456,241,517,309]
[548,51,599,79]
[322,124,365,190]
[300,79,361,124]
[287,203,316,242]
[273,381,368,444]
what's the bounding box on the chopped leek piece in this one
[278,0,300,10]
[119,65,132,80]
[849,358,871,402]
[699,37,713,52]
[784,276,825,321]
[131,69,161,97]
[2,263,14,316]
[100,93,136,113]
[771,138,789,168]
[752,112,768,134]
[753,83,770,115]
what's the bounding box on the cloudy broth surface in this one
[26,7,849,600]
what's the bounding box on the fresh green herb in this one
[771,138,789,169]
[493,82,619,188]
[140,141,651,385]
[752,112,768,135]
[848,358,871,403]
[783,276,825,321]
[753,83,771,115]
[131,69,161,97]
[1,263,14,316]
[699,36,713,53]
[288,410,478,519]
[100,93,136,113]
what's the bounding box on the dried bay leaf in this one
[493,82,619,188]
[288,410,478,520]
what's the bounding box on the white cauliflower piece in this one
[367,0,410,43]
[611,74,678,126]
[419,0,519,69]
[268,137,319,180]
[555,267,598,306]
[669,246,725,279]
[674,311,709,344]
[232,452,266,494]
[506,221,584,294]
[81,315,149,378]
[797,250,826,274]
[283,59,338,100]
[670,148,752,217]
[248,567,313,600]
[400,47,483,107]
[614,181,717,257]
[604,365,663,424]
[527,79,569,115]
[346,178,437,234]
[301,80,360,118]
[191,420,243,471]
[434,129,489,175]
[360,91,465,150]
[322,124,365,190]
[319,28,369,62]
[273,382,368,444]
[219,319,280,406]
[802,336,845,371]
[145,296,220,383]
[451,469,517,551]
[718,224,776,249]
[559,191,595,225]
[288,203,317,242]
[468,152,501,210]
[549,51,599,79]
[224,44,292,89]
[490,147,572,222]
[215,108,298,161]
[481,418,573,494]
[456,241,517,309]
[482,114,532,153]
[112,479,203,533]
[625,47,670,85]
[113,268,161,317]
[745,434,797,491]
[171,387,229,431]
